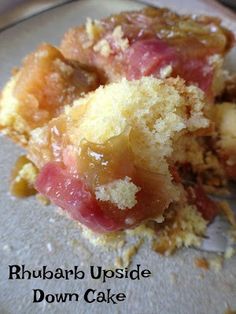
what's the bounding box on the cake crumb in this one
[95,177,140,210]
[224,247,235,259]
[114,256,123,268]
[117,239,126,250]
[111,25,129,51]
[219,201,236,227]
[10,156,38,198]
[85,17,103,43]
[208,256,223,272]
[195,257,209,270]
[224,306,236,314]
[93,39,111,57]
[36,193,50,205]
[118,239,144,268]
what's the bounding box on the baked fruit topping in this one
[30,76,210,232]
[61,7,233,97]
[0,43,99,145]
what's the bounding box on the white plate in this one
[0,1,235,313]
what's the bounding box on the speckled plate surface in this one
[0,1,236,313]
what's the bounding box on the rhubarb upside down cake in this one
[1,7,236,255]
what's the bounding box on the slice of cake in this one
[0,6,235,255]
[27,76,213,233]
